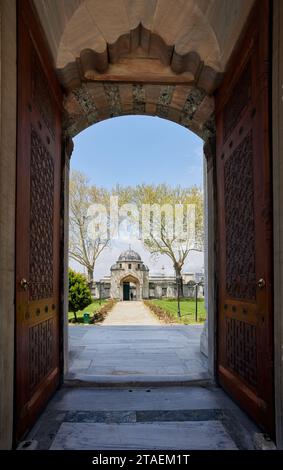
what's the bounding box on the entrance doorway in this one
[123,282,137,301]
[67,116,208,384]
[120,274,140,301]
[123,282,130,301]
[12,0,277,446]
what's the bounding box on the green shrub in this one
[68,269,92,322]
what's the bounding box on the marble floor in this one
[49,421,237,450]
[24,386,260,450]
[20,303,269,451]
[67,324,208,384]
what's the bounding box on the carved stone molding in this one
[57,24,222,95]
[62,81,215,139]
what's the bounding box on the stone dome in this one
[118,249,141,262]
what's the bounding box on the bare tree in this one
[69,176,204,292]
[69,171,109,283]
[132,184,204,296]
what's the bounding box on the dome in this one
[118,249,141,262]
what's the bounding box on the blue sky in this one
[71,115,204,189]
[70,115,204,278]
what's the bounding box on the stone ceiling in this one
[33,0,255,139]
[34,0,255,73]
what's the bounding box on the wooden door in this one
[123,283,130,301]
[215,0,274,435]
[15,0,62,439]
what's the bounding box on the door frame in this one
[0,0,283,449]
[272,0,283,450]
[14,0,63,441]
[215,0,274,434]
[0,0,17,451]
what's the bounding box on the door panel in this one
[216,0,274,434]
[123,283,130,301]
[16,0,62,439]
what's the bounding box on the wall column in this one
[0,0,17,450]
[200,154,209,357]
[273,0,283,449]
[61,138,73,376]
[200,136,217,380]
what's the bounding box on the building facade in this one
[92,249,204,301]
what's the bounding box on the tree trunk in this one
[175,266,184,297]
[87,267,94,285]
[73,311,78,323]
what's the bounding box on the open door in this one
[123,282,130,301]
[15,0,62,439]
[215,0,274,435]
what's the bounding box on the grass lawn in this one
[150,298,206,324]
[68,299,107,323]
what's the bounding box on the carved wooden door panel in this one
[15,0,62,439]
[215,0,274,435]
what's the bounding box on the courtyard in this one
[68,301,208,384]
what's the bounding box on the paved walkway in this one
[21,302,264,450]
[67,301,208,384]
[102,301,161,325]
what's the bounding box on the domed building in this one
[117,249,142,262]
[92,248,203,301]
[110,249,149,300]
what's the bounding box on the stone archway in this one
[33,0,272,431]
[46,0,220,388]
[40,0,275,438]
[33,0,255,143]
[119,274,141,301]
[8,0,279,446]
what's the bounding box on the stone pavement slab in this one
[49,420,238,450]
[26,386,260,450]
[68,301,208,383]
[45,387,241,412]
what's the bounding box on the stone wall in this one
[93,273,205,301]
[0,0,17,450]
[110,261,149,300]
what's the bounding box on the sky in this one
[70,115,204,279]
